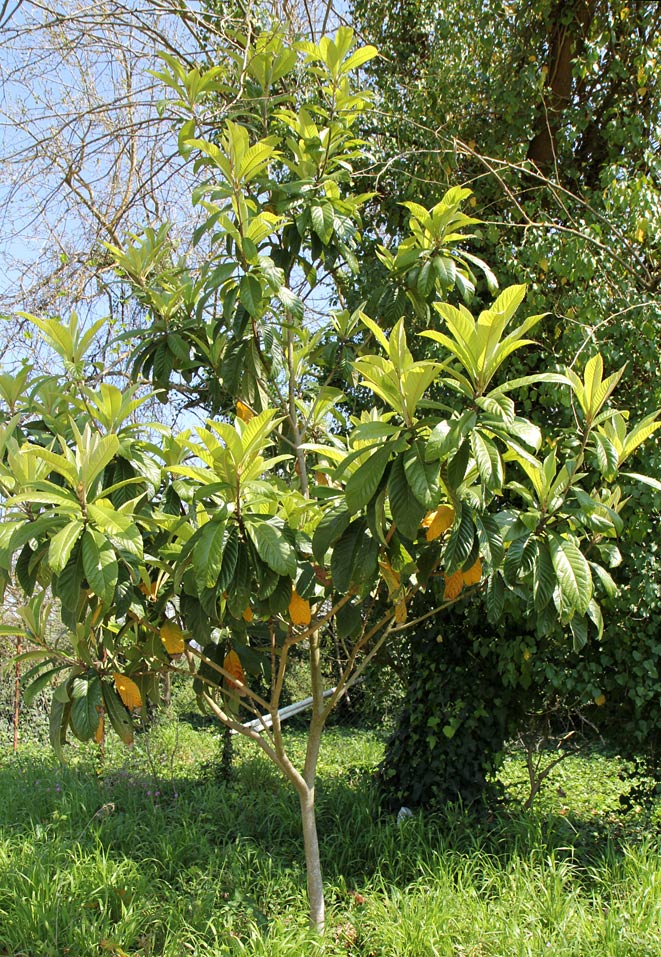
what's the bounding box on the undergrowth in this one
[0,712,659,957]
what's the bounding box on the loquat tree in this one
[1,27,659,932]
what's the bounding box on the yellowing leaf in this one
[462,558,482,586]
[139,579,158,600]
[94,715,104,744]
[379,558,401,597]
[113,673,142,710]
[236,400,255,422]
[394,598,407,624]
[160,621,185,655]
[423,505,455,541]
[242,606,253,623]
[594,693,606,707]
[224,649,247,696]
[443,570,464,601]
[289,590,311,626]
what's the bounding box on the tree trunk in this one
[299,786,325,933]
[13,635,20,753]
[527,0,597,174]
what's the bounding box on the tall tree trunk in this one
[527,0,597,174]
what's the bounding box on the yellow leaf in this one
[379,558,401,596]
[139,579,158,600]
[242,606,253,623]
[423,505,455,541]
[462,558,482,586]
[594,693,606,707]
[113,673,142,710]
[443,570,464,601]
[236,400,255,422]
[224,649,247,696]
[95,715,104,744]
[160,621,185,655]
[394,598,407,624]
[289,590,311,626]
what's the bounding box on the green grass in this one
[0,718,659,956]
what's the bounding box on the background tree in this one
[346,0,661,803]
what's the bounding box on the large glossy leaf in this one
[471,432,503,491]
[193,519,227,588]
[70,673,102,741]
[388,453,425,540]
[443,504,475,573]
[345,444,391,514]
[246,518,296,578]
[312,503,351,563]
[473,512,504,567]
[82,528,118,606]
[532,539,555,611]
[48,520,85,574]
[101,682,134,745]
[331,519,379,593]
[548,532,592,618]
[403,442,439,508]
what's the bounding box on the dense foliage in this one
[1,21,660,927]
[345,0,661,803]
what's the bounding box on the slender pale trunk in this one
[299,783,324,932]
[13,634,20,753]
[299,630,327,932]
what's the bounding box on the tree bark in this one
[299,785,325,933]
[527,0,597,174]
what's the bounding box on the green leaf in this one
[446,439,471,491]
[548,532,592,618]
[570,616,588,652]
[403,442,439,508]
[473,512,504,567]
[82,528,118,606]
[277,286,304,320]
[193,519,227,589]
[312,503,351,563]
[311,203,334,245]
[593,432,619,479]
[443,504,475,573]
[101,682,134,745]
[345,445,391,514]
[486,572,505,623]
[388,453,425,540]
[49,693,70,761]
[503,532,531,585]
[331,519,378,593]
[70,674,102,742]
[246,519,296,578]
[24,665,67,708]
[336,599,362,639]
[471,432,503,491]
[239,273,263,316]
[83,434,120,493]
[48,520,84,574]
[217,526,239,592]
[587,598,604,640]
[590,561,618,598]
[532,539,555,611]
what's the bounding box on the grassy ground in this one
[0,714,659,957]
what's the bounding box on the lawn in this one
[0,713,659,956]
